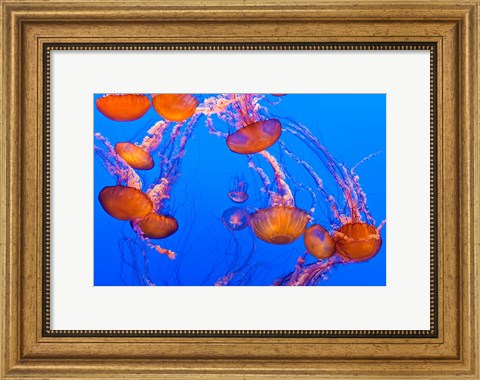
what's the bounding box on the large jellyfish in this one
[226,119,282,154]
[334,222,382,262]
[112,118,175,172]
[96,94,151,122]
[200,94,282,154]
[152,94,198,122]
[98,185,153,220]
[131,213,178,239]
[115,142,154,170]
[303,224,335,260]
[244,147,312,246]
[250,206,309,244]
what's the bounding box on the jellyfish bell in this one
[228,190,248,204]
[132,213,178,239]
[151,94,198,122]
[115,142,154,170]
[250,205,309,245]
[96,94,151,122]
[303,224,335,260]
[227,177,248,203]
[334,222,382,262]
[226,119,282,155]
[98,185,153,220]
[222,207,249,231]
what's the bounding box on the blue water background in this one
[94,94,386,286]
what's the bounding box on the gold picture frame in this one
[1,0,478,378]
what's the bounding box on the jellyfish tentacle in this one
[258,150,294,206]
[280,142,341,220]
[167,114,200,174]
[146,114,200,214]
[277,142,318,216]
[284,255,340,286]
[377,219,387,231]
[284,253,307,285]
[237,94,264,125]
[215,273,235,286]
[205,115,228,138]
[283,121,379,227]
[215,228,257,286]
[140,120,171,153]
[283,124,350,197]
[247,156,272,198]
[351,151,382,172]
[146,178,171,212]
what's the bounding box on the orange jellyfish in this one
[115,142,154,170]
[98,185,153,220]
[222,207,249,231]
[303,225,335,260]
[226,119,282,154]
[250,205,309,244]
[96,94,151,122]
[334,222,382,262]
[132,213,178,239]
[152,94,198,122]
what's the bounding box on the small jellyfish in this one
[96,94,151,122]
[115,142,154,170]
[98,185,153,220]
[334,222,382,262]
[222,207,249,231]
[304,224,335,260]
[227,177,248,203]
[151,94,198,122]
[132,213,178,239]
[250,205,309,244]
[226,119,282,154]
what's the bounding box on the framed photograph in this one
[1,0,478,378]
